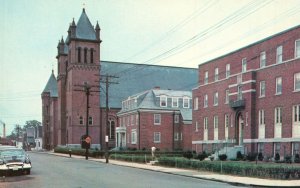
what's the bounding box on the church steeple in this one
[70,18,77,38]
[95,21,101,41]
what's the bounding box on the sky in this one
[1,0,300,135]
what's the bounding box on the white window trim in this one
[79,116,84,125]
[226,64,230,78]
[259,109,265,126]
[204,71,208,84]
[194,97,199,110]
[242,58,247,73]
[183,97,189,108]
[225,114,229,128]
[213,92,218,106]
[275,77,282,95]
[172,97,179,107]
[274,107,282,125]
[260,51,266,68]
[174,114,179,123]
[131,129,137,144]
[195,121,199,132]
[88,116,93,125]
[160,95,167,107]
[225,90,229,104]
[276,45,283,64]
[204,117,208,130]
[154,114,161,125]
[204,94,208,108]
[259,81,265,98]
[214,68,219,81]
[294,72,300,92]
[214,116,218,129]
[174,132,179,141]
[154,132,161,143]
[295,39,300,58]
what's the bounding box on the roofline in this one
[199,24,300,66]
[100,60,198,70]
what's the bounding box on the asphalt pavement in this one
[41,151,300,187]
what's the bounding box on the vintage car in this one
[0,146,31,175]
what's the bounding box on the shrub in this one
[236,151,243,161]
[275,153,280,162]
[258,152,263,161]
[294,154,300,163]
[285,155,292,163]
[218,154,227,161]
[183,151,193,160]
[197,152,208,161]
[246,153,257,161]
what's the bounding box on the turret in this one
[95,21,101,41]
[70,18,76,38]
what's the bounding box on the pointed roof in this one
[42,71,58,97]
[76,8,96,40]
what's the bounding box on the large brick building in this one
[192,25,300,159]
[117,88,193,151]
[41,9,198,150]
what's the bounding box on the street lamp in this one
[84,82,91,160]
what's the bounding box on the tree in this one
[23,120,41,129]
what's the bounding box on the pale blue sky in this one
[1,0,300,134]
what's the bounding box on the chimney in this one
[3,123,6,138]
[154,86,160,90]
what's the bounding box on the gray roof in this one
[42,71,58,97]
[76,8,96,40]
[100,61,198,108]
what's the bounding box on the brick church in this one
[41,9,198,150]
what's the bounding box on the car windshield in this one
[0,149,25,157]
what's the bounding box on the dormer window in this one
[183,97,189,108]
[160,96,167,107]
[172,97,178,107]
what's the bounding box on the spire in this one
[70,18,77,38]
[95,21,101,41]
[83,8,85,13]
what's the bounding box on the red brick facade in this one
[192,25,300,159]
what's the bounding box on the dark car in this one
[0,147,32,175]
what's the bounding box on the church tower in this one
[57,8,101,145]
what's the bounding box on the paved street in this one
[0,152,242,188]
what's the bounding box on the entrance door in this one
[238,115,244,145]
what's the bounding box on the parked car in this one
[0,146,31,175]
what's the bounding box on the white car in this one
[0,147,32,175]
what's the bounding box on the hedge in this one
[109,154,153,163]
[158,157,300,180]
[54,147,105,158]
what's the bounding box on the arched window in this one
[90,48,94,63]
[77,48,81,62]
[84,48,88,63]
[108,118,115,139]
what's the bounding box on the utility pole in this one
[99,74,118,163]
[74,82,100,160]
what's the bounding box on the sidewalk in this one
[40,151,300,187]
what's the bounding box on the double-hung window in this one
[194,97,198,110]
[204,117,208,130]
[260,51,266,68]
[276,45,283,64]
[295,40,300,58]
[213,92,218,106]
[214,68,219,81]
[259,109,265,125]
[260,81,265,97]
[154,132,161,143]
[172,97,178,107]
[275,107,282,124]
[183,97,189,108]
[225,89,229,104]
[160,96,167,107]
[295,72,300,91]
[204,71,208,84]
[293,105,300,123]
[214,116,218,128]
[226,64,230,78]
[154,114,161,125]
[204,94,208,108]
[242,58,247,72]
[276,77,282,95]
